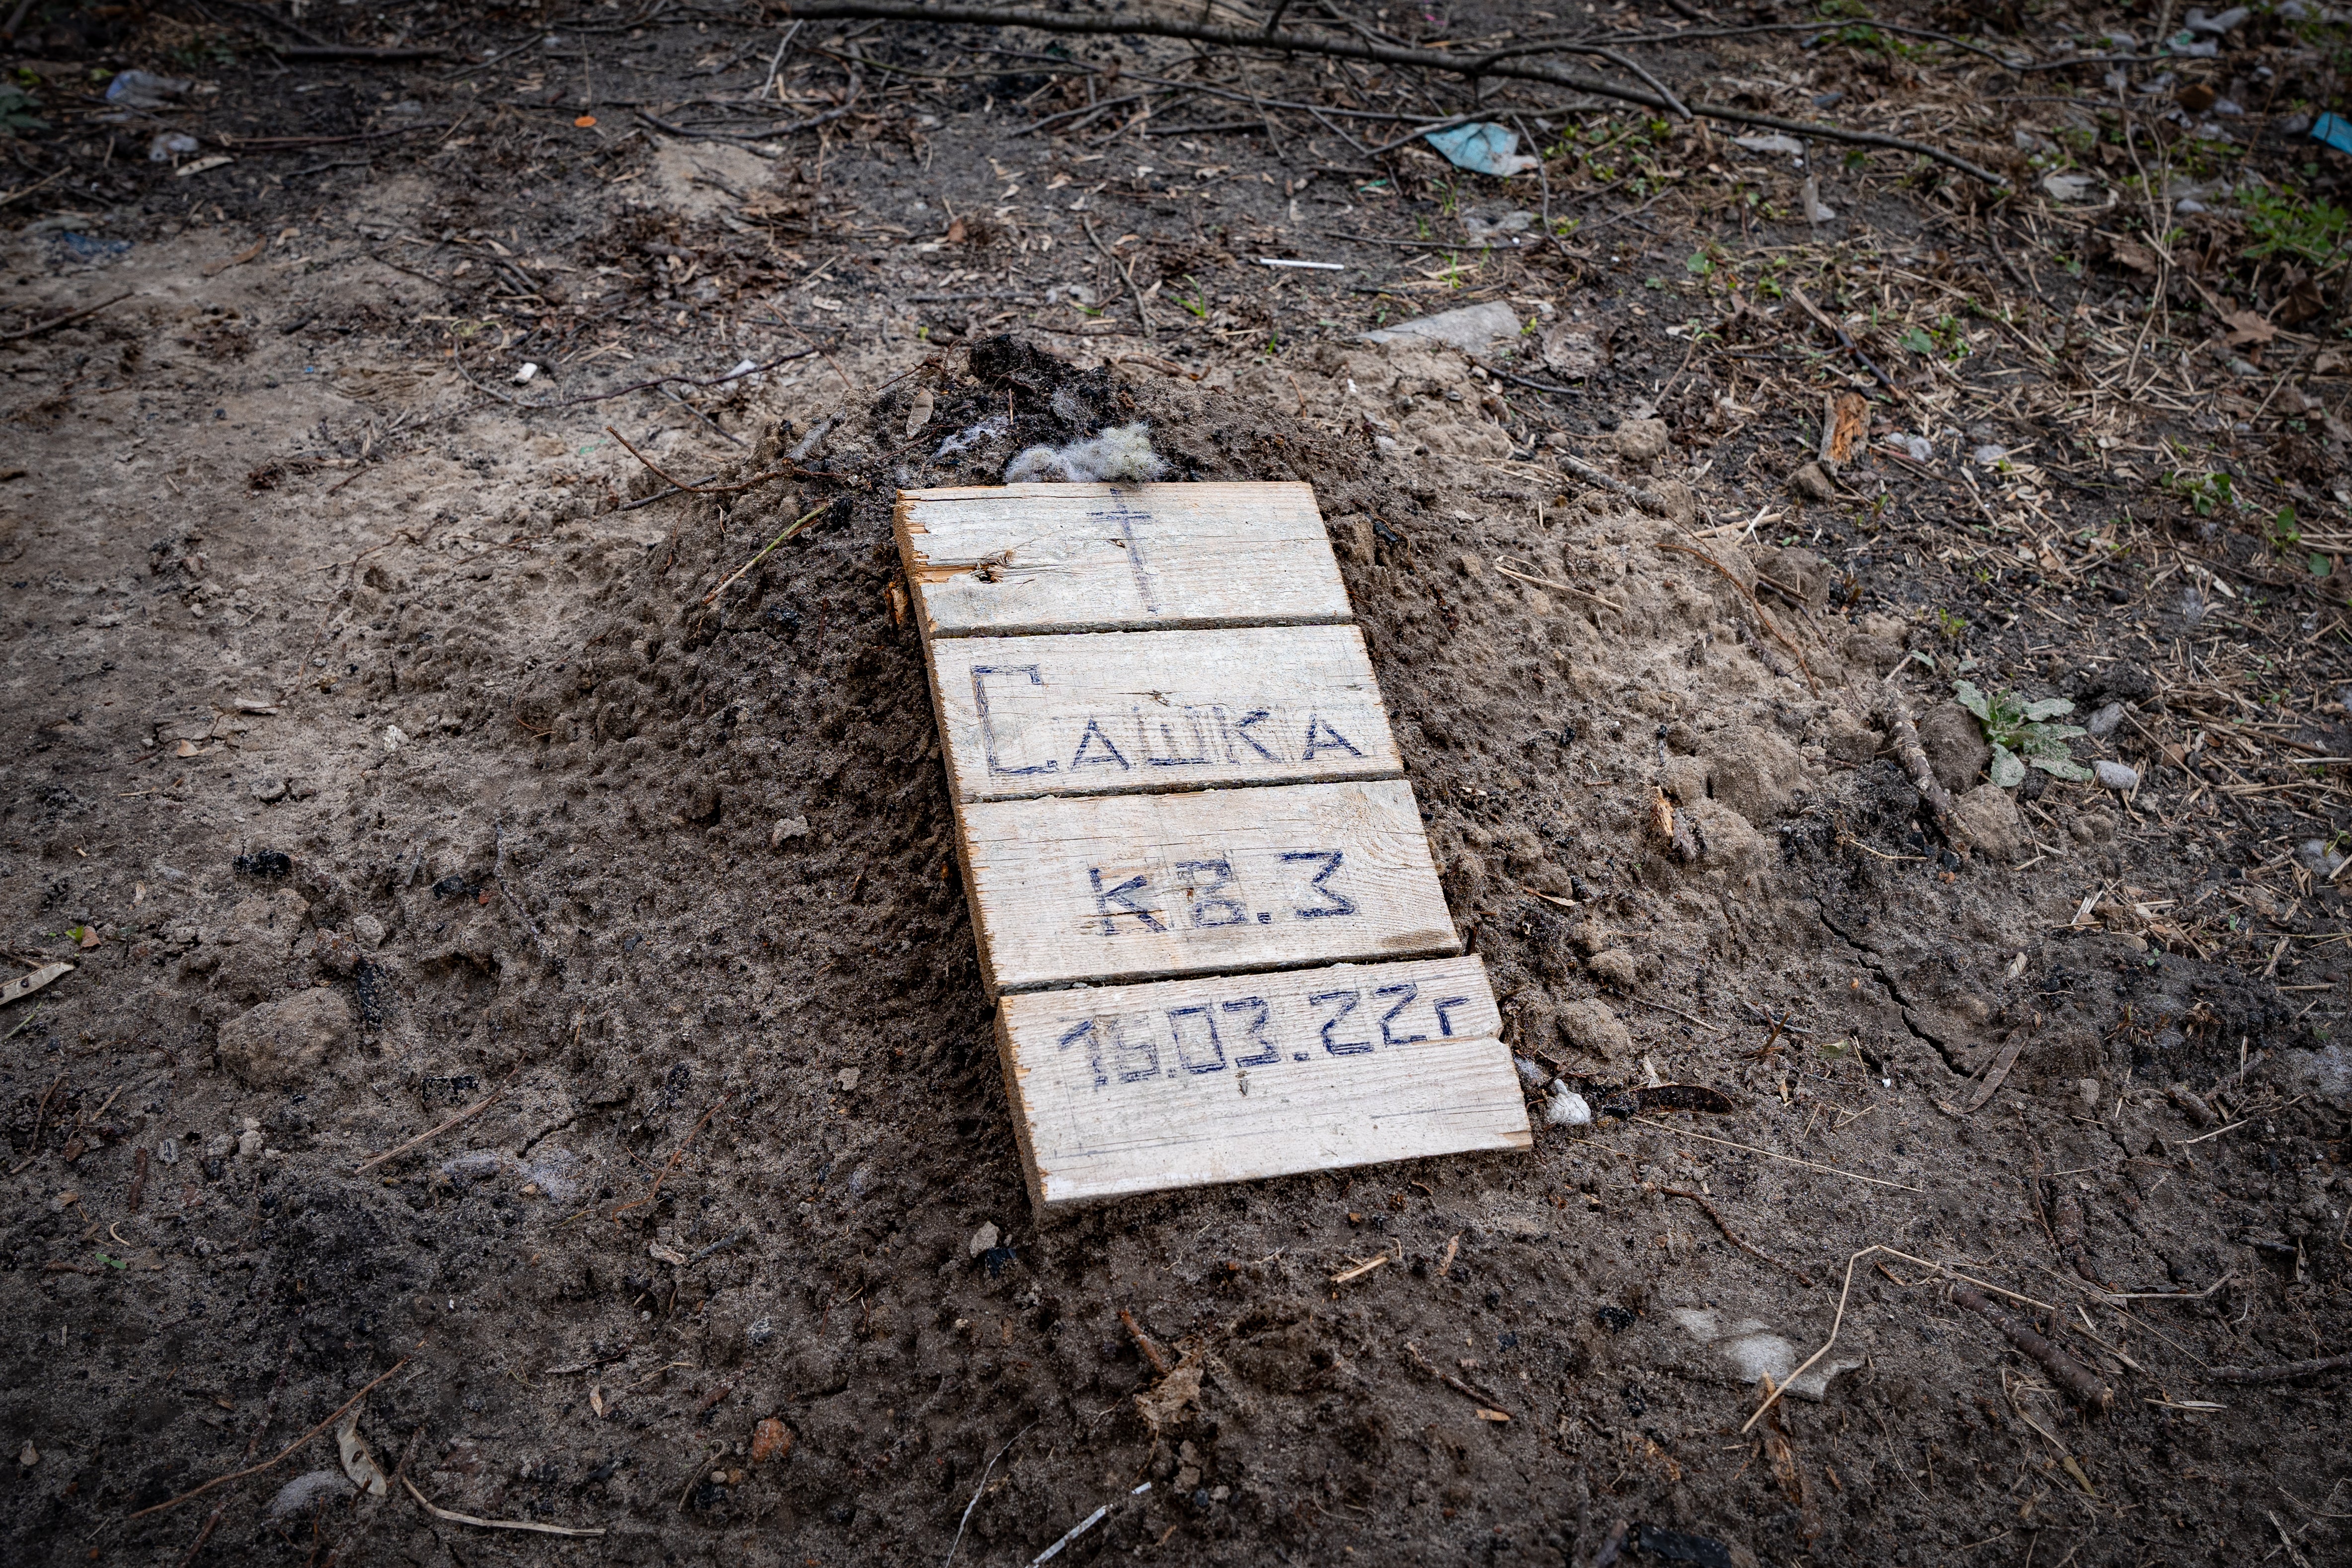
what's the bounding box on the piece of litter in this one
[174,156,235,178]
[2313,112,2352,156]
[1255,257,1345,270]
[105,70,191,109]
[148,132,200,162]
[1004,422,1166,484]
[1546,1085,1593,1127]
[1886,433,1934,463]
[1357,300,1521,354]
[904,386,935,437]
[1671,1308,1861,1400]
[2041,172,2097,201]
[1421,121,1541,176]
[512,363,539,385]
[1972,444,2010,466]
[0,962,74,1009]
[935,412,1009,460]
[1800,177,1836,224]
[336,1409,389,1499]
[1733,133,1806,156]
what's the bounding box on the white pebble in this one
[2095,760,2139,791]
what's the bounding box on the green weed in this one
[1955,681,2092,787]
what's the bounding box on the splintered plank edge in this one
[996,956,1526,1211]
[897,481,1351,637]
[924,625,1402,802]
[958,778,1458,995]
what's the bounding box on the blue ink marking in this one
[1224,998,1278,1065]
[1256,912,1271,924]
[1069,717,1132,770]
[1433,996,1472,1038]
[1168,1005,1227,1074]
[971,665,1057,776]
[1291,1051,1311,1062]
[1089,868,1165,934]
[1309,990,1372,1055]
[1280,850,1357,919]
[1107,1015,1161,1083]
[1230,709,1281,762]
[1141,705,1213,767]
[1176,860,1248,927]
[1374,983,1428,1046]
[1299,715,1364,760]
[1059,1018,1106,1087]
[1096,489,1160,614]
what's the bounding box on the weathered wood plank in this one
[897,481,1351,637]
[925,625,1402,803]
[995,956,1525,1210]
[958,778,1457,994]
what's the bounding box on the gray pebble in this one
[2095,759,2139,791]
[2086,702,2126,739]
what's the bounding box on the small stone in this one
[836,1067,860,1092]
[2077,1078,2103,1115]
[1613,418,1669,462]
[1545,1086,1593,1127]
[237,1128,265,1159]
[769,815,812,849]
[2094,759,2139,792]
[18,1441,37,1467]
[967,1221,999,1259]
[2086,701,2127,739]
[352,914,386,949]
[252,777,288,804]
[1787,461,1835,503]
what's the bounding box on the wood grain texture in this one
[896,481,1351,637]
[995,956,1525,1210]
[959,778,1457,994]
[925,625,1402,802]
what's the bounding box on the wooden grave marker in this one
[898,480,1529,1211]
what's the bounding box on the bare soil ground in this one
[1,3,2349,1566]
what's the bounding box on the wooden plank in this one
[958,778,1457,994]
[897,481,1351,637]
[994,956,1526,1210]
[924,625,1402,803]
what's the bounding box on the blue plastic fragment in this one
[2313,112,2352,156]
[1421,122,1540,177]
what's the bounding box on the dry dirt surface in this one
[2,3,2350,1566]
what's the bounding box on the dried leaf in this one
[2221,309,2278,347]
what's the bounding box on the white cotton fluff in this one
[267,1469,354,1518]
[1004,422,1167,484]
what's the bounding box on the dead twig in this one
[1119,1307,1173,1376]
[2,291,135,345]
[609,1095,730,1222]
[1404,1342,1511,1419]
[401,1474,606,1537]
[1656,1186,1816,1286]
[1881,677,1968,850]
[701,502,835,606]
[1952,1283,2113,1417]
[353,1063,521,1175]
[125,1360,411,1520]
[2207,1353,2352,1385]
[775,1,2010,187]
[603,425,803,500]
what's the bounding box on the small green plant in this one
[1176,274,1208,319]
[1955,681,2092,787]
[1932,606,1967,641]
[2240,185,2349,268]
[2165,469,2235,517]
[0,81,46,136]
